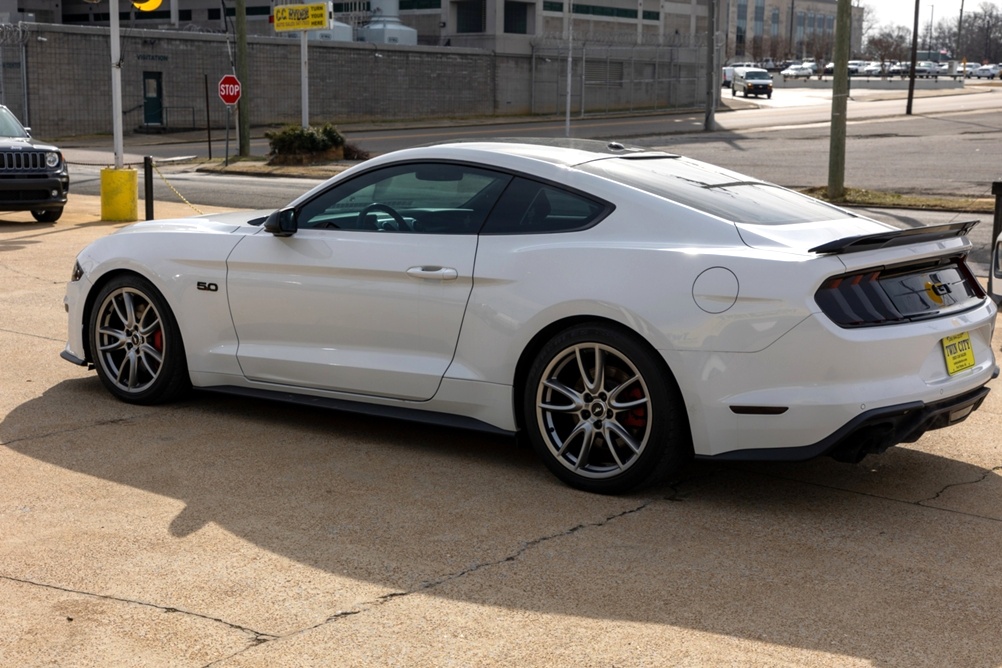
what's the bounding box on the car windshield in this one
[745,71,771,80]
[579,157,850,225]
[0,107,28,138]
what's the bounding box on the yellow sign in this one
[273,3,332,32]
[132,0,162,11]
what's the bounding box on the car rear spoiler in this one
[809,221,978,255]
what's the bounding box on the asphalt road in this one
[62,85,1002,209]
[71,83,998,162]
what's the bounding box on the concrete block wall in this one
[18,22,705,139]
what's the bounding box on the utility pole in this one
[704,0,716,131]
[957,0,965,60]
[827,0,850,200]
[906,0,920,114]
[236,0,250,157]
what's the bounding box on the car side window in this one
[480,177,610,234]
[296,162,511,234]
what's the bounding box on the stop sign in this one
[218,74,242,106]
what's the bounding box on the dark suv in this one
[0,105,68,223]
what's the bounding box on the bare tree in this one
[857,2,879,44]
[807,32,835,77]
[933,19,958,58]
[970,1,1002,62]
[862,0,1002,64]
[866,25,912,67]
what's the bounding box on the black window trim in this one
[293,158,616,236]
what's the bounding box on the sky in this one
[868,0,980,31]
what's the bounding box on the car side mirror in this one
[264,207,297,237]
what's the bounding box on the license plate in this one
[941,332,975,375]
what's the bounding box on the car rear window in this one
[579,156,851,225]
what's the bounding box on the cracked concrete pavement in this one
[2,195,1001,667]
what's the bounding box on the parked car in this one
[731,67,773,98]
[780,65,814,80]
[0,105,69,223]
[913,61,939,77]
[61,139,998,494]
[972,64,1000,79]
[825,60,865,75]
[861,61,888,76]
[960,63,979,77]
[890,62,911,76]
[850,60,866,74]
[721,66,735,88]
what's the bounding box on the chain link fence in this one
[0,24,29,123]
[530,33,708,117]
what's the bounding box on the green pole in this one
[236,0,250,157]
[827,0,851,201]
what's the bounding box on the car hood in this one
[0,136,59,152]
[111,210,273,236]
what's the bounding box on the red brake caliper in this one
[622,387,647,429]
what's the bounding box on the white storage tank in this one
[357,0,417,45]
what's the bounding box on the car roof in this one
[371,138,678,170]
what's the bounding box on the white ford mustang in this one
[63,139,998,493]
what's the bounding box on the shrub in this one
[265,123,345,156]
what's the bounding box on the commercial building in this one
[3,0,860,59]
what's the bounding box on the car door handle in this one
[406,266,459,281]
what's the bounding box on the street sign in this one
[272,2,332,32]
[218,74,242,106]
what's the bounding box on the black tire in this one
[32,208,62,223]
[88,274,190,404]
[522,324,691,494]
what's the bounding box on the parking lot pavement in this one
[2,195,1002,666]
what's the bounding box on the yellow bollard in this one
[100,167,138,222]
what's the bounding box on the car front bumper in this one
[0,173,69,211]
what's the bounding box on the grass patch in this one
[800,187,994,214]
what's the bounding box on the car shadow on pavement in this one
[4,376,1002,666]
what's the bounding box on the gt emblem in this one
[197,281,219,292]
[924,281,950,305]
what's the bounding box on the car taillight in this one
[815,257,985,328]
